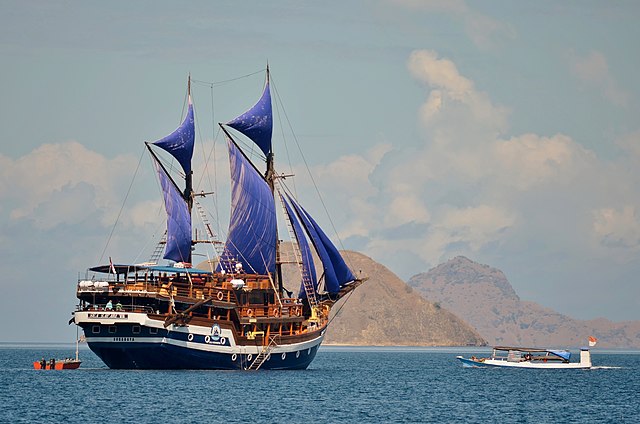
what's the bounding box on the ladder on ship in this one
[247,335,279,371]
[193,199,225,258]
[149,231,167,264]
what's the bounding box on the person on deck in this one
[105,300,113,310]
[115,301,123,311]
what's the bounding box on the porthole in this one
[108,326,117,334]
[231,353,237,361]
[92,325,100,334]
[149,328,158,335]
[132,326,141,334]
[247,354,253,361]
[296,351,300,358]
[187,333,194,341]
[281,353,286,360]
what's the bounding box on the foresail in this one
[220,137,276,275]
[227,81,272,157]
[154,159,192,263]
[281,194,317,299]
[288,195,356,291]
[152,97,195,174]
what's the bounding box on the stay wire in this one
[98,146,146,265]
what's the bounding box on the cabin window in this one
[249,291,263,304]
[92,325,100,334]
[132,325,141,334]
[149,327,158,335]
[108,326,117,334]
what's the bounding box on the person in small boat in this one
[105,300,113,310]
[40,358,46,369]
[524,353,532,361]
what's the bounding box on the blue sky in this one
[2,1,640,342]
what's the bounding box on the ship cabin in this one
[76,264,327,345]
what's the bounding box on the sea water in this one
[1,345,639,423]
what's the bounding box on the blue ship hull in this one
[87,341,320,370]
[78,320,322,370]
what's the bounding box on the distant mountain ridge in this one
[408,256,640,348]
[281,249,486,346]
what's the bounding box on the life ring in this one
[291,306,300,316]
[247,308,254,317]
[217,291,224,301]
[273,308,280,318]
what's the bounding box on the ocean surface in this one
[1,344,639,423]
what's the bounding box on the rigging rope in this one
[98,146,146,265]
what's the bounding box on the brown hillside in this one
[408,256,640,348]
[282,249,486,346]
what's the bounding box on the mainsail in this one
[219,137,277,275]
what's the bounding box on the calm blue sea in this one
[1,344,639,423]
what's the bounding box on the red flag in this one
[109,257,116,274]
[588,336,597,347]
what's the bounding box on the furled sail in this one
[226,82,272,157]
[219,137,277,275]
[152,97,195,175]
[287,195,355,294]
[154,159,192,263]
[281,194,317,298]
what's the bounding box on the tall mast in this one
[185,74,194,211]
[263,65,284,295]
[264,65,275,192]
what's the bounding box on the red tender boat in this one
[33,358,81,370]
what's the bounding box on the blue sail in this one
[220,137,276,274]
[153,98,195,174]
[227,81,272,157]
[287,195,339,293]
[281,194,317,299]
[288,195,355,292]
[154,159,192,263]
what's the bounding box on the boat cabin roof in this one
[493,346,571,360]
[89,264,213,275]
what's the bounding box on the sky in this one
[2,1,640,342]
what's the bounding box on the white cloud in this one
[391,0,514,49]
[593,206,640,249]
[571,50,628,106]
[493,133,596,190]
[309,49,640,286]
[0,141,140,229]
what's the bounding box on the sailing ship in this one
[71,68,365,370]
